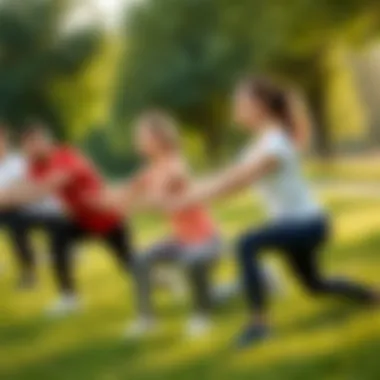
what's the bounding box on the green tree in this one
[268,1,380,154]
[114,0,293,160]
[0,0,102,137]
[80,127,139,178]
[115,0,380,158]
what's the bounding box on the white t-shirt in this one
[241,127,321,221]
[0,153,63,216]
[0,154,25,189]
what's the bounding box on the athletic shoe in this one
[45,294,81,318]
[235,324,270,349]
[184,314,212,339]
[124,317,157,339]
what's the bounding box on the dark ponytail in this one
[242,76,311,149]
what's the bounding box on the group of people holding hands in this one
[1,76,378,348]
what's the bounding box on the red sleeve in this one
[28,147,85,182]
[53,148,92,176]
[47,148,99,194]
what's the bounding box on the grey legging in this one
[133,236,221,318]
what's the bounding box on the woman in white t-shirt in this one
[170,76,378,348]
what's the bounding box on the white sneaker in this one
[124,317,157,339]
[45,295,81,318]
[185,314,212,339]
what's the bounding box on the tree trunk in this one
[202,117,224,166]
[308,81,332,157]
[196,97,228,167]
[305,53,333,158]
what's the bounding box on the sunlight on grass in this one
[1,191,380,379]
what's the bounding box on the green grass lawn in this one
[1,192,380,380]
[307,156,380,182]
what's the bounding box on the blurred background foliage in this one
[0,0,380,175]
[0,0,102,138]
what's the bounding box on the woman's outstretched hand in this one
[160,192,195,214]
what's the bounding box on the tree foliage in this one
[115,0,380,157]
[0,0,102,137]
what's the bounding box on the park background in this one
[0,0,380,379]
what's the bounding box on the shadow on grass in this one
[278,302,366,337]
[3,332,205,380]
[5,325,380,380]
[0,317,51,348]
[329,232,380,262]
[230,338,380,380]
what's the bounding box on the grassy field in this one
[1,190,380,380]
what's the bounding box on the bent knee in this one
[236,232,262,259]
[303,280,326,295]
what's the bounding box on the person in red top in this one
[2,122,133,316]
[26,136,122,234]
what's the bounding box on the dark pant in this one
[237,215,374,313]
[0,211,36,277]
[50,222,133,294]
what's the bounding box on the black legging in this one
[237,215,374,312]
[0,211,36,277]
[50,221,133,294]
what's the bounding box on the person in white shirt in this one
[169,76,378,348]
[0,125,63,291]
[0,127,38,288]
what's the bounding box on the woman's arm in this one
[88,180,143,214]
[87,170,152,215]
[0,172,70,210]
[170,154,280,210]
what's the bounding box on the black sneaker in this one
[235,324,270,349]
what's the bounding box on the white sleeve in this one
[239,131,290,167]
[258,133,289,162]
[8,156,27,184]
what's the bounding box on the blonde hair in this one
[137,110,180,151]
